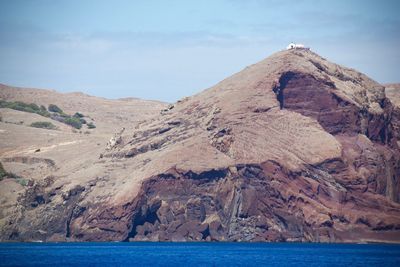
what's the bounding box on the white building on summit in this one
[286,43,309,50]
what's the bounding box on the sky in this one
[0,0,399,102]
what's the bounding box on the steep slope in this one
[1,49,399,243]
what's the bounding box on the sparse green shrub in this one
[64,117,82,129]
[73,112,84,118]
[30,121,57,130]
[16,178,28,186]
[73,113,86,124]
[87,122,96,129]
[1,101,36,113]
[38,110,51,117]
[0,100,87,130]
[48,104,63,113]
[0,100,51,117]
[13,102,40,113]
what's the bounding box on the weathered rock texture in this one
[1,49,400,243]
[386,83,400,148]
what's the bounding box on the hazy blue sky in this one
[0,0,399,102]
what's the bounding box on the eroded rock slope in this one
[1,49,400,243]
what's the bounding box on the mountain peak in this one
[174,48,385,126]
[104,49,395,203]
[1,49,400,243]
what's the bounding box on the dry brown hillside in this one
[0,84,166,240]
[0,84,166,134]
[1,49,400,243]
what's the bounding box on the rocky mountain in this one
[1,49,399,243]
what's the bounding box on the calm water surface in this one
[0,242,399,266]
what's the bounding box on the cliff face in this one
[386,83,400,148]
[1,49,400,243]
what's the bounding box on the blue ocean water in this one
[0,242,399,267]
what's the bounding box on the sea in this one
[0,242,399,266]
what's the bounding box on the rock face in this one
[1,49,400,243]
[386,83,400,147]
